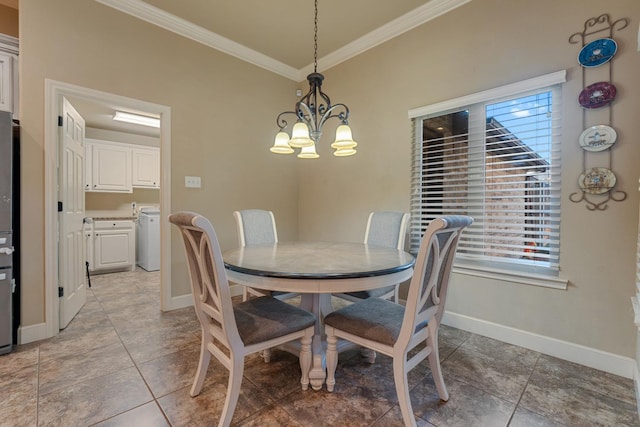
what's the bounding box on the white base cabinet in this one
[90,220,135,272]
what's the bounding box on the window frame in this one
[408,70,568,290]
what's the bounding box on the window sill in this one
[452,263,568,290]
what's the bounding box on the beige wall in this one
[301,0,640,357]
[19,0,640,360]
[0,4,18,38]
[20,0,299,325]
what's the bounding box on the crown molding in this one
[94,0,300,80]
[301,0,472,77]
[96,0,471,82]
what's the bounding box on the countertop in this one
[91,216,137,221]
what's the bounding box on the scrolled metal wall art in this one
[568,13,629,211]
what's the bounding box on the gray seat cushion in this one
[235,297,316,345]
[324,297,404,346]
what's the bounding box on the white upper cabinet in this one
[90,140,132,193]
[0,52,14,116]
[84,138,159,193]
[132,146,160,188]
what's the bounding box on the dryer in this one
[136,207,160,271]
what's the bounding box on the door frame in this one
[44,79,172,337]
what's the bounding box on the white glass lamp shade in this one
[334,147,357,157]
[331,124,357,150]
[270,131,294,154]
[288,122,314,148]
[298,144,319,159]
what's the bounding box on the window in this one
[409,71,565,277]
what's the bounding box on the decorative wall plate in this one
[578,82,617,109]
[578,167,616,194]
[578,38,618,67]
[578,125,617,152]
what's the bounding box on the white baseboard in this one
[18,323,48,345]
[442,310,635,379]
[164,293,194,311]
[163,285,243,312]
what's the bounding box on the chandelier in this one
[270,0,357,158]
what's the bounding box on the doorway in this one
[44,80,172,337]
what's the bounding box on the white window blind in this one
[411,79,563,274]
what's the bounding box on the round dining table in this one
[223,241,415,390]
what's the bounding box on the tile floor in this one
[0,268,638,426]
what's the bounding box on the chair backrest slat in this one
[170,212,241,349]
[399,215,473,345]
[364,211,410,250]
[233,209,278,247]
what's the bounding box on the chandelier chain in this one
[313,0,318,72]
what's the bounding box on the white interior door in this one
[58,97,87,329]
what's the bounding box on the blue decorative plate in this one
[578,38,617,67]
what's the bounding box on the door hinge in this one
[58,286,64,297]
[57,201,63,212]
[58,116,63,127]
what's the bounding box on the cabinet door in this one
[92,143,132,192]
[132,147,160,188]
[0,53,13,113]
[84,142,93,191]
[93,228,134,270]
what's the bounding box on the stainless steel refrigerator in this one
[0,110,18,355]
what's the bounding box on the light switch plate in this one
[185,176,201,188]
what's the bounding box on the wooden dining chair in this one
[333,211,410,303]
[233,209,297,302]
[324,215,473,427]
[169,212,315,427]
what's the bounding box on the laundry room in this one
[80,108,161,276]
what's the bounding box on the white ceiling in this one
[51,0,470,136]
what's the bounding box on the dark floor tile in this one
[279,382,397,426]
[38,341,134,395]
[372,405,437,426]
[411,374,515,427]
[119,325,200,365]
[234,404,306,427]
[157,377,273,426]
[92,402,170,427]
[0,342,39,375]
[243,349,307,400]
[0,364,38,426]
[509,407,567,427]
[138,343,203,398]
[519,367,640,427]
[443,340,538,403]
[38,327,122,362]
[532,355,636,406]
[38,367,153,427]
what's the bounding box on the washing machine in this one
[136,207,160,271]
